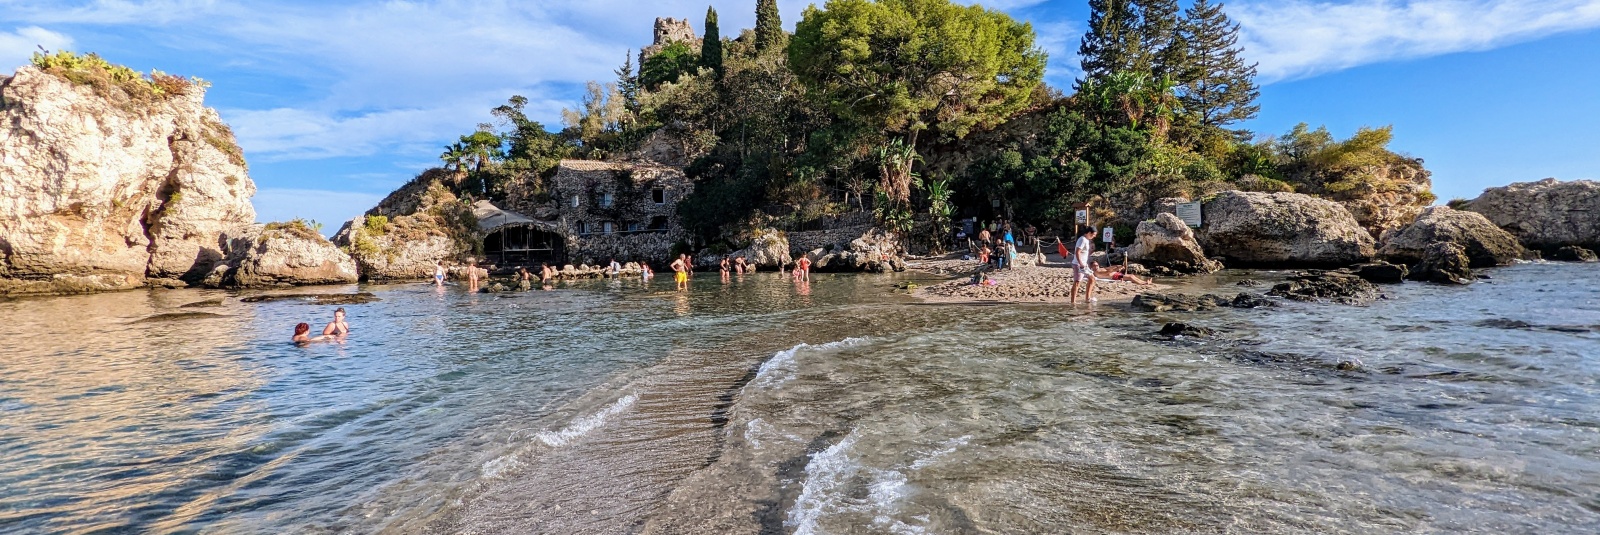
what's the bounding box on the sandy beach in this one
[907,252,1168,304]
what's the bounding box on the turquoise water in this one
[1,264,1597,533]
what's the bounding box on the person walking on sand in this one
[671,255,689,291]
[1069,227,1098,305]
[321,307,350,336]
[434,261,446,287]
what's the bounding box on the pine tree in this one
[702,6,724,76]
[755,0,784,53]
[614,51,640,117]
[1135,0,1185,80]
[1178,0,1259,128]
[1076,0,1142,89]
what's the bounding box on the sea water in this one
[0,264,1596,533]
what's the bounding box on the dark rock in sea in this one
[1336,360,1363,371]
[1268,271,1380,305]
[481,283,507,293]
[239,292,382,305]
[1349,262,1408,284]
[1230,293,1278,308]
[1235,279,1261,287]
[1159,323,1215,338]
[1551,245,1599,263]
[1474,318,1535,330]
[1407,242,1474,284]
[179,298,225,308]
[1132,292,1230,312]
[131,312,226,323]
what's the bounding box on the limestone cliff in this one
[332,169,478,280]
[0,64,256,296]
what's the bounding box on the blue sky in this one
[3,0,1597,229]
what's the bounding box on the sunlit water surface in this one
[1,264,1596,534]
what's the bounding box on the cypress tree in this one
[755,0,784,53]
[702,6,724,75]
[1178,0,1259,128]
[1076,0,1142,89]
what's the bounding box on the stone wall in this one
[542,160,694,264]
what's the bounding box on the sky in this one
[2,0,1598,229]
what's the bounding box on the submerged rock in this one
[1349,261,1408,284]
[1551,245,1599,263]
[1198,191,1376,267]
[1126,213,1222,274]
[1158,323,1216,338]
[1408,242,1474,285]
[1378,206,1523,267]
[1268,271,1381,305]
[238,292,381,305]
[1461,178,1600,252]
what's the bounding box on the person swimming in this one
[293,322,331,344]
[321,307,350,336]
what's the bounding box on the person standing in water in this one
[1069,227,1098,305]
[467,260,480,292]
[608,258,622,278]
[321,308,350,336]
[670,255,689,291]
[796,255,813,282]
[433,261,445,287]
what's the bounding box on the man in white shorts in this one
[1069,227,1097,305]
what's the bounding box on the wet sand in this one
[907,253,1167,305]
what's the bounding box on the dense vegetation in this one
[438,0,1428,249]
[30,51,209,102]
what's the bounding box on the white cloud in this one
[0,26,73,73]
[1234,0,1600,81]
[1033,21,1082,89]
[252,188,384,234]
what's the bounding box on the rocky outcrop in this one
[333,170,477,280]
[1408,242,1473,285]
[1131,292,1276,312]
[1268,271,1381,305]
[729,229,791,270]
[1126,213,1221,274]
[1378,206,1523,267]
[0,65,255,295]
[208,223,358,287]
[640,18,700,65]
[1197,191,1376,267]
[1551,246,1598,263]
[1462,178,1600,252]
[1348,262,1408,284]
[801,229,906,273]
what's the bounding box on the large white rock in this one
[1378,206,1523,267]
[1462,178,1600,251]
[1198,191,1376,267]
[212,224,358,287]
[1126,212,1221,273]
[0,65,255,295]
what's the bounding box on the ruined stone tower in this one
[640,17,700,65]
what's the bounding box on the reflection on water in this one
[2,265,1598,533]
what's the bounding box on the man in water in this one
[321,307,350,336]
[671,255,689,291]
[1069,227,1098,305]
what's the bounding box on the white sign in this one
[1075,209,1088,224]
[1176,202,1203,228]
[1102,227,1114,243]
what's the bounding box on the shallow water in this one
[1,264,1597,533]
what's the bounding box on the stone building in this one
[479,160,693,266]
[640,17,700,65]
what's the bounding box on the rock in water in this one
[1378,206,1523,267]
[1551,245,1599,263]
[331,170,474,281]
[729,228,791,270]
[1126,213,1222,274]
[211,224,359,287]
[1158,323,1215,338]
[0,65,256,296]
[1198,191,1376,267]
[1407,242,1474,285]
[1268,271,1381,305]
[239,292,381,304]
[1462,178,1600,252]
[1350,262,1409,284]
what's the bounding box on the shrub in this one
[30,51,209,103]
[363,215,389,234]
[264,218,325,242]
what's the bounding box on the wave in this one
[533,393,638,448]
[786,430,926,535]
[749,338,866,390]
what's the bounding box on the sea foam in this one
[749,338,865,390]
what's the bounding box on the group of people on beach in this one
[292,307,350,344]
[964,220,1153,305]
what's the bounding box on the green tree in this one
[561,81,628,154]
[1077,0,1142,89]
[755,0,785,53]
[640,41,700,89]
[789,0,1046,144]
[615,51,640,118]
[1177,0,1259,128]
[702,6,724,76]
[1136,0,1186,80]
